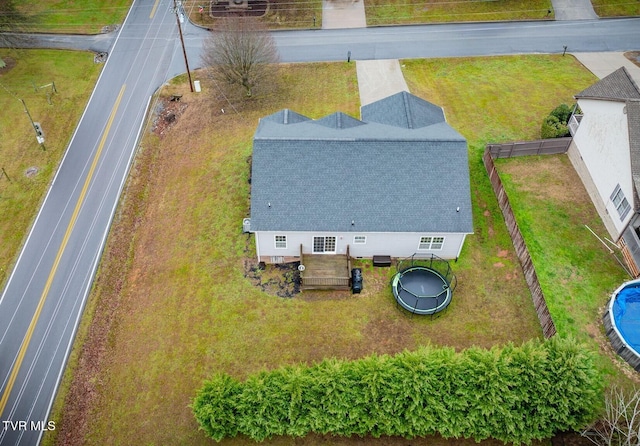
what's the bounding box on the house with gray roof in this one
[567,67,640,275]
[248,92,474,263]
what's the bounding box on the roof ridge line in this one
[621,66,640,97]
[402,92,414,129]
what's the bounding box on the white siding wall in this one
[573,98,633,238]
[255,231,469,261]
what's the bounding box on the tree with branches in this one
[201,17,279,100]
[582,386,640,446]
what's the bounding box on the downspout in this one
[455,233,468,260]
[255,232,261,263]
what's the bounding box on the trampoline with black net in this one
[391,254,457,316]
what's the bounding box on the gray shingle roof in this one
[627,100,640,210]
[250,93,473,234]
[575,67,640,101]
[315,112,366,129]
[361,91,446,128]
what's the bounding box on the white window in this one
[354,236,366,244]
[418,236,445,250]
[313,236,336,253]
[431,237,444,250]
[611,185,631,220]
[275,235,287,249]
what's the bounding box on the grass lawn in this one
[47,55,618,445]
[591,0,640,16]
[403,55,638,384]
[0,49,101,288]
[365,0,554,26]
[16,0,132,33]
[364,0,639,25]
[495,155,634,383]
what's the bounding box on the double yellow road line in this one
[0,85,126,418]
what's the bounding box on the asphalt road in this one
[0,4,639,445]
[0,1,180,444]
[268,18,640,62]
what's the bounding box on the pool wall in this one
[604,278,640,372]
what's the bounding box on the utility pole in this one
[173,0,194,92]
[20,99,45,146]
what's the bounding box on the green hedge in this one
[541,103,574,138]
[193,337,601,443]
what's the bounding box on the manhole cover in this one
[25,166,39,178]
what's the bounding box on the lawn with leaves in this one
[0,49,101,288]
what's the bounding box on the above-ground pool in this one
[604,278,640,371]
[392,266,453,315]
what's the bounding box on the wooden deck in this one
[300,249,351,291]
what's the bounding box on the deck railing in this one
[300,277,350,287]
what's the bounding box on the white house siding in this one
[571,98,633,239]
[254,231,469,263]
[567,141,617,237]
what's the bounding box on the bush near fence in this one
[193,337,600,443]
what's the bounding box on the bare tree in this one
[582,386,640,446]
[201,17,279,100]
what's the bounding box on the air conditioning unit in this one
[242,218,251,233]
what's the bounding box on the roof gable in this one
[576,67,640,102]
[315,112,366,129]
[360,91,446,129]
[261,109,311,124]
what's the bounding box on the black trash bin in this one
[351,268,363,294]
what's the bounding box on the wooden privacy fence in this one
[487,137,572,159]
[483,148,557,338]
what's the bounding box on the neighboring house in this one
[567,67,640,275]
[247,91,474,263]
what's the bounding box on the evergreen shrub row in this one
[193,337,601,443]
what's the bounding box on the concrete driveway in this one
[551,0,598,20]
